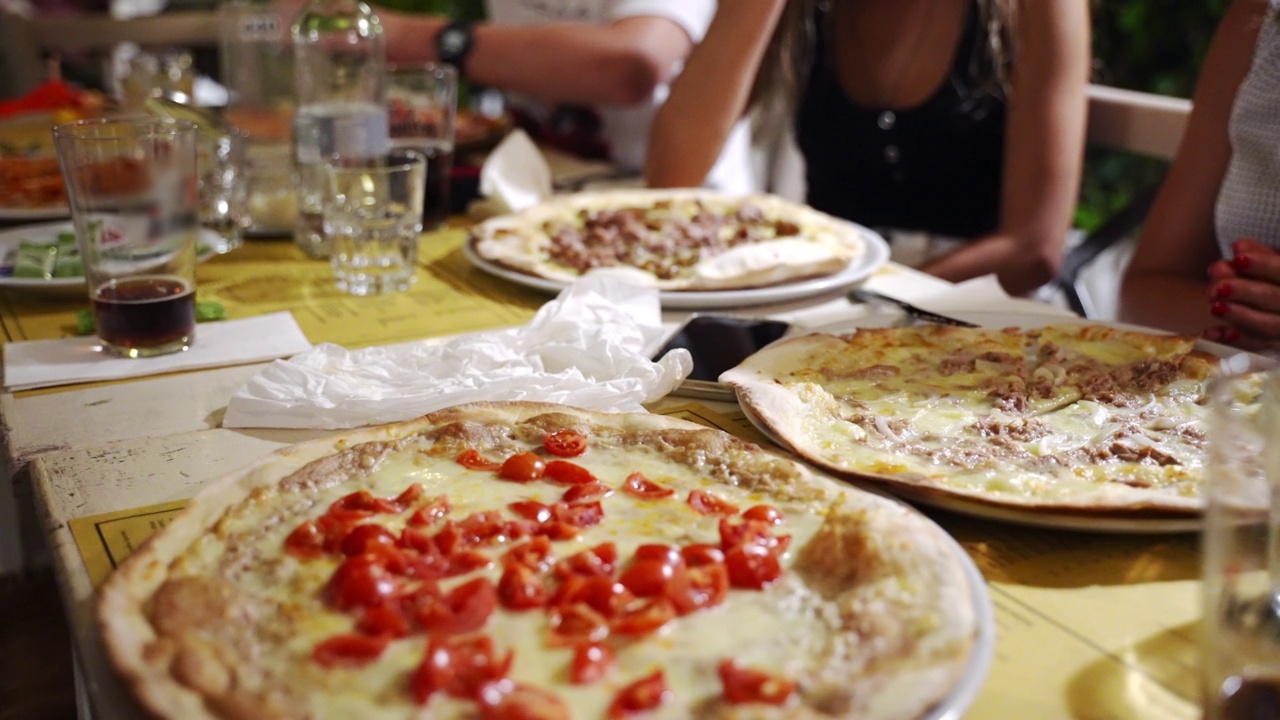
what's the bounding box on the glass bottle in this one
[290,0,389,259]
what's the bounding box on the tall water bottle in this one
[291,0,389,259]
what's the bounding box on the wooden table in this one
[4,228,1202,719]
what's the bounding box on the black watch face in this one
[440,28,468,59]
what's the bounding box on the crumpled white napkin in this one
[904,275,1079,317]
[221,274,692,430]
[479,129,552,213]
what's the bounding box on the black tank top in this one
[795,1,1006,238]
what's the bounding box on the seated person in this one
[1120,0,1280,350]
[378,0,756,193]
[644,0,1090,296]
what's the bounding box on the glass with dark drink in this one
[1204,362,1280,720]
[387,63,456,231]
[54,117,201,357]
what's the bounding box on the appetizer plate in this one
[463,224,891,310]
[0,221,218,294]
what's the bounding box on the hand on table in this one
[1203,238,1280,350]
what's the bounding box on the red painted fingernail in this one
[1232,254,1252,271]
[1211,301,1229,317]
[1227,328,1241,342]
[1216,282,1234,298]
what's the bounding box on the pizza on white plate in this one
[723,323,1225,515]
[97,402,981,719]
[469,189,872,292]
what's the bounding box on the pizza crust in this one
[469,189,868,291]
[98,401,980,720]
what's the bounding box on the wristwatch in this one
[435,20,476,75]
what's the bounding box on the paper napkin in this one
[3,312,313,392]
[222,274,692,430]
[478,129,553,213]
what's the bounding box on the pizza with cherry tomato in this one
[97,402,981,719]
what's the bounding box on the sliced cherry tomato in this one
[570,641,615,684]
[621,472,675,500]
[413,635,513,702]
[611,597,675,637]
[742,504,784,526]
[664,563,729,615]
[552,501,604,528]
[557,576,633,617]
[534,520,580,541]
[284,521,325,559]
[498,564,551,610]
[312,633,388,667]
[718,517,789,553]
[543,430,588,458]
[632,544,682,567]
[680,544,725,567]
[417,577,498,635]
[509,500,553,523]
[446,549,494,577]
[501,535,554,572]
[544,459,597,485]
[478,681,571,720]
[339,523,398,556]
[725,542,783,590]
[317,513,361,553]
[618,560,675,598]
[394,483,426,509]
[327,555,399,611]
[408,495,452,526]
[608,670,670,718]
[547,604,610,645]
[555,542,618,579]
[330,489,399,517]
[717,659,797,705]
[357,602,412,638]
[562,482,612,504]
[458,448,503,471]
[499,452,547,483]
[458,510,508,545]
[687,489,740,516]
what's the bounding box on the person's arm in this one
[1119,0,1266,335]
[382,12,694,107]
[919,0,1090,296]
[644,1,788,188]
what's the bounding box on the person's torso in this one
[1216,6,1280,257]
[795,0,1006,238]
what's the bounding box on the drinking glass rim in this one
[53,115,197,141]
[324,148,427,175]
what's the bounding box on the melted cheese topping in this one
[170,442,839,719]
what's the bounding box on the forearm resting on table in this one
[1120,274,1215,336]
[645,1,787,187]
[920,232,1061,297]
[384,13,686,107]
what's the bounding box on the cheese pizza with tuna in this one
[723,323,1220,514]
[97,402,980,720]
[469,189,868,291]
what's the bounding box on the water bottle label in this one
[238,14,281,42]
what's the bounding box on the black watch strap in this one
[435,20,476,75]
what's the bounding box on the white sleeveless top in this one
[1216,5,1280,256]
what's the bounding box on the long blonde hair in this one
[749,0,1019,113]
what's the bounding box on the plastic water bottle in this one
[291,0,389,259]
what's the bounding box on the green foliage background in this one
[1079,0,1232,230]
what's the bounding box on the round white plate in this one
[928,530,996,720]
[0,221,218,293]
[734,313,1223,534]
[0,205,70,221]
[463,225,891,310]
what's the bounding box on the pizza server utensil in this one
[847,288,980,328]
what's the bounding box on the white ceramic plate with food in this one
[0,221,218,294]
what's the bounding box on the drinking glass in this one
[324,148,426,295]
[53,116,200,358]
[1204,355,1280,719]
[387,62,456,231]
[198,129,249,254]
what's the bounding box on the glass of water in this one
[1204,354,1280,719]
[323,148,426,295]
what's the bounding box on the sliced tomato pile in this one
[281,430,798,715]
